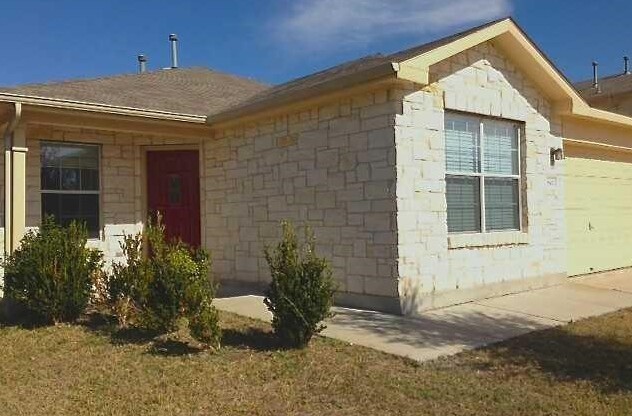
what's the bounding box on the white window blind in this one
[445,113,521,233]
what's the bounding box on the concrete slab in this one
[214,269,632,362]
[214,296,272,322]
[214,295,559,362]
[573,269,632,294]
[324,303,558,361]
[475,283,632,322]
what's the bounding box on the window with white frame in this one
[40,142,100,238]
[444,113,521,233]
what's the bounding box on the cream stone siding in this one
[395,41,567,313]
[204,88,402,311]
[9,42,571,314]
[23,124,202,266]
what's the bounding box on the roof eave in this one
[206,62,399,125]
[569,103,632,129]
[0,92,208,123]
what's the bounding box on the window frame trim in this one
[40,141,102,239]
[445,113,523,234]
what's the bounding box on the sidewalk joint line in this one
[472,302,567,324]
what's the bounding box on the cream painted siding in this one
[565,145,632,275]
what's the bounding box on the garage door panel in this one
[566,155,632,276]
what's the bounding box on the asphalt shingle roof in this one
[1,18,512,121]
[0,67,269,116]
[575,73,632,100]
[220,18,511,119]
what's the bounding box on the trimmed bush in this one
[264,221,336,348]
[105,219,221,347]
[189,301,221,346]
[105,233,144,327]
[2,217,103,324]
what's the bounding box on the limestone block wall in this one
[24,124,202,266]
[396,41,567,313]
[205,88,402,310]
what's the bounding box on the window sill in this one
[448,231,529,249]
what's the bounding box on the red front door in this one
[147,150,201,247]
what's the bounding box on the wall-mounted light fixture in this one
[550,147,564,165]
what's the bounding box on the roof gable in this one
[4,18,632,131]
[394,18,581,102]
[206,18,589,124]
[207,17,632,130]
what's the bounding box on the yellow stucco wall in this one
[565,143,632,275]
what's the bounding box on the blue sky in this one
[1,0,631,87]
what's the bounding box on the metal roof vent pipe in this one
[625,56,630,75]
[169,34,179,69]
[137,54,147,74]
[592,61,601,93]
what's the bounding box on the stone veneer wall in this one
[24,125,202,266]
[205,87,403,311]
[396,41,567,313]
[5,42,570,315]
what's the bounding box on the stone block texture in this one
[205,89,401,302]
[396,41,566,313]
[23,124,202,266]
[6,40,569,315]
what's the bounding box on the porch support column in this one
[3,102,24,255]
[10,125,27,251]
[4,125,11,255]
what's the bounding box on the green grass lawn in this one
[2,308,632,415]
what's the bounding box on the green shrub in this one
[2,217,103,324]
[106,232,145,328]
[189,301,221,346]
[106,218,221,347]
[264,221,336,348]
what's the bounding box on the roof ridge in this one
[0,66,210,90]
[261,18,513,95]
[269,53,386,88]
[0,66,269,91]
[575,72,632,87]
[386,16,512,61]
[0,65,269,117]
[207,16,515,122]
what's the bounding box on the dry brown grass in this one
[1,309,632,415]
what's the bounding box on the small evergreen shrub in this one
[2,217,103,324]
[189,301,221,346]
[106,232,145,328]
[106,218,221,347]
[264,221,336,348]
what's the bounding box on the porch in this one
[0,101,210,264]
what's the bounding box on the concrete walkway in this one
[214,269,632,362]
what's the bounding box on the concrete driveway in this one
[214,269,632,362]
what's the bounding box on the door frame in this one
[141,144,205,248]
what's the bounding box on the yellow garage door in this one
[566,145,632,276]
